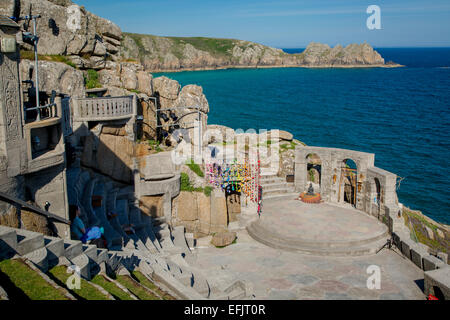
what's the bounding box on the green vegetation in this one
[116,275,160,300]
[124,33,241,60]
[180,172,202,192]
[186,159,204,177]
[85,69,102,89]
[91,274,133,300]
[280,141,298,151]
[48,266,109,300]
[131,271,175,300]
[203,186,213,197]
[169,36,237,58]
[403,208,449,254]
[20,50,77,68]
[181,172,212,196]
[147,139,163,152]
[308,169,315,183]
[129,89,141,94]
[0,259,68,300]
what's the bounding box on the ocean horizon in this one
[155,47,450,225]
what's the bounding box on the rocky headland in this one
[122,34,401,72]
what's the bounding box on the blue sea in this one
[156,48,450,224]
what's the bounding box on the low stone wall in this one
[171,190,228,238]
[424,267,450,300]
[392,229,448,271]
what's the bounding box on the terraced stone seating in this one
[6,166,253,300]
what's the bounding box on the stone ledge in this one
[424,266,450,299]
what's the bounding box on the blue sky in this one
[76,0,450,48]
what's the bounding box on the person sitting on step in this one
[69,205,107,248]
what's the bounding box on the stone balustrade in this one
[72,95,136,121]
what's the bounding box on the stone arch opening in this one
[374,177,381,209]
[306,153,322,193]
[339,158,358,207]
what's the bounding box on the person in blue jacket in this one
[69,205,105,247]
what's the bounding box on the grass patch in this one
[0,259,68,300]
[116,275,160,300]
[186,159,204,177]
[20,50,77,68]
[91,274,133,300]
[85,69,102,89]
[180,172,203,193]
[48,266,109,300]
[131,271,175,300]
[180,172,211,195]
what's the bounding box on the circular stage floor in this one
[247,197,389,256]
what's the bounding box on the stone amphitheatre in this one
[0,0,448,301]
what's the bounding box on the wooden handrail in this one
[0,191,70,225]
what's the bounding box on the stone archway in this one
[339,159,358,207]
[306,153,322,193]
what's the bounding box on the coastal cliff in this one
[121,33,398,72]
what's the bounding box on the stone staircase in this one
[260,171,296,200]
[0,167,252,300]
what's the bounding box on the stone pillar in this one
[210,189,228,233]
[294,148,307,193]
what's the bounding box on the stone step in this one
[97,249,108,265]
[129,207,142,226]
[0,285,8,300]
[23,247,48,272]
[247,222,390,257]
[15,229,45,256]
[261,182,289,191]
[262,188,289,197]
[69,253,91,280]
[248,219,389,249]
[191,271,211,298]
[0,226,17,259]
[185,233,196,249]
[44,236,64,264]
[263,193,299,202]
[83,244,98,263]
[171,226,191,254]
[116,199,130,226]
[63,240,83,260]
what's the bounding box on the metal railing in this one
[73,95,136,121]
[61,97,72,137]
[25,102,58,122]
[0,191,70,225]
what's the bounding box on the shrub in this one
[85,69,102,89]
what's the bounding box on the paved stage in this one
[247,199,389,255]
[193,196,425,300]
